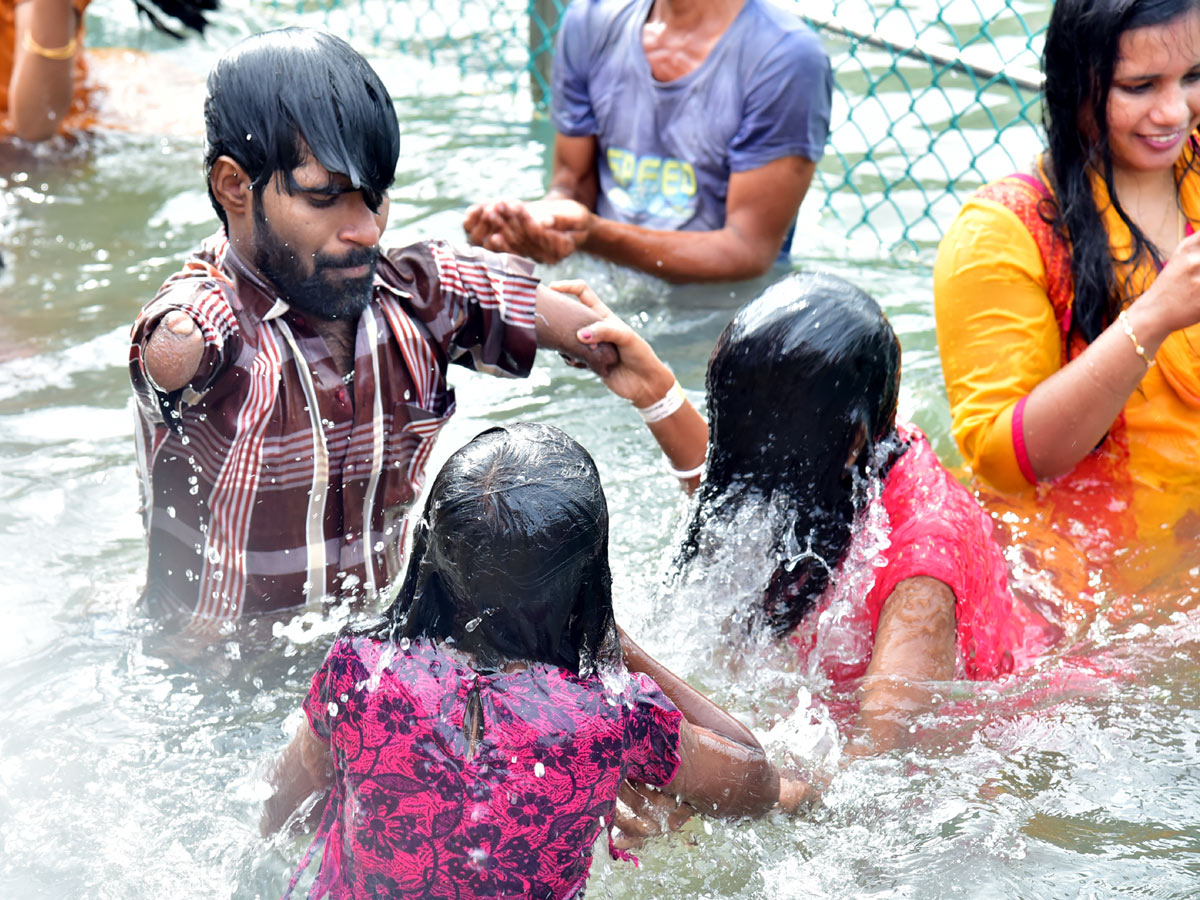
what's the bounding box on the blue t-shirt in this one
[551,0,831,252]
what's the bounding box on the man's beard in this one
[252,203,377,321]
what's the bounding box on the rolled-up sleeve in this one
[384,241,538,380]
[933,198,1062,491]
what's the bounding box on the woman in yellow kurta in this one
[935,0,1200,619]
[1,0,216,141]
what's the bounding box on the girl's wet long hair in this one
[1043,0,1200,346]
[355,423,622,679]
[203,28,399,227]
[675,272,902,635]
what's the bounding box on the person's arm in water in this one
[463,134,814,283]
[10,0,79,142]
[618,627,810,818]
[260,724,333,836]
[847,576,957,756]
[551,279,709,494]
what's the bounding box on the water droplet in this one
[166,506,176,518]
[465,617,482,633]
[533,762,545,778]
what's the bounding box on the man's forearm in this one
[581,218,779,283]
[532,284,617,372]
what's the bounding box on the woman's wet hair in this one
[132,0,219,39]
[1043,0,1200,346]
[358,423,622,678]
[203,28,399,226]
[676,272,901,635]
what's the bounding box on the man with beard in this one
[129,29,617,625]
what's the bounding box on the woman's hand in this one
[1133,228,1200,349]
[550,279,676,408]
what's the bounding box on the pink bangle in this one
[1012,396,1038,485]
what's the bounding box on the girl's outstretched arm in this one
[619,628,809,818]
[260,725,333,836]
[847,575,957,756]
[553,280,709,495]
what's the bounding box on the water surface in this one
[2,2,1199,898]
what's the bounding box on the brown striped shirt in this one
[129,231,537,623]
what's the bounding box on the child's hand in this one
[551,279,676,409]
[776,775,818,814]
[612,778,696,849]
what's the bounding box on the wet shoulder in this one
[882,424,960,506]
[882,423,995,541]
[329,635,472,718]
[739,0,827,61]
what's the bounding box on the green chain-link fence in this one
[269,0,1049,251]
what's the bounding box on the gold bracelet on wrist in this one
[1118,308,1155,368]
[22,30,77,61]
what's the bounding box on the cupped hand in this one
[551,279,676,407]
[462,199,580,263]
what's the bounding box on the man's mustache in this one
[314,246,378,272]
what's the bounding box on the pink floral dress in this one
[286,635,683,900]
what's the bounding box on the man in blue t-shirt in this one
[463,0,832,283]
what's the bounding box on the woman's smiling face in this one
[1106,7,1200,175]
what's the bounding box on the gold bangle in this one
[1118,309,1155,368]
[22,29,77,61]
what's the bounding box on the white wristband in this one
[636,380,686,424]
[664,454,706,480]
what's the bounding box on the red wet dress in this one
[288,635,683,900]
[795,423,1053,683]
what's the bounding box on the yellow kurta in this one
[934,155,1200,495]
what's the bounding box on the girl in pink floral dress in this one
[264,423,800,900]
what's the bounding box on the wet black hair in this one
[676,272,902,635]
[1043,0,1200,346]
[356,423,622,679]
[202,27,399,227]
[133,0,219,39]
